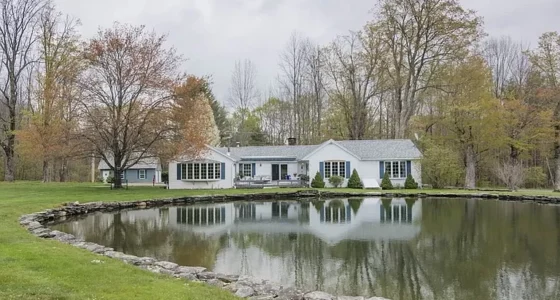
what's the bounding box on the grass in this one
[0,182,557,300]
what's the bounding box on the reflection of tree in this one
[312,200,325,212]
[348,198,363,214]
[51,200,560,300]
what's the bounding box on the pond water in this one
[50,198,560,300]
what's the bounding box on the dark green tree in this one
[381,172,393,190]
[405,174,419,189]
[347,169,363,189]
[311,171,325,188]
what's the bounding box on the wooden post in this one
[91,153,95,183]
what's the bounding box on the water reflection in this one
[50,198,560,300]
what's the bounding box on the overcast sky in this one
[54,0,559,106]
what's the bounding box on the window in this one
[324,161,346,178]
[208,164,214,180]
[120,172,125,180]
[384,161,407,179]
[200,164,207,180]
[180,163,222,181]
[214,164,221,179]
[139,169,146,179]
[242,164,252,178]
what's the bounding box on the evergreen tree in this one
[381,172,393,190]
[347,169,363,189]
[311,171,325,188]
[404,174,419,189]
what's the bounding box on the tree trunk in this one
[465,144,476,189]
[114,168,122,188]
[3,137,15,182]
[554,124,560,191]
[42,159,50,182]
[59,158,68,182]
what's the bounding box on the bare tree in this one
[79,23,182,188]
[305,43,325,143]
[0,0,46,182]
[324,30,384,140]
[229,59,258,145]
[34,4,81,182]
[495,161,525,191]
[278,32,309,143]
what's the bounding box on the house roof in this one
[213,139,421,161]
[214,145,317,160]
[98,156,160,170]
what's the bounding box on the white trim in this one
[139,169,146,179]
[205,146,238,162]
[301,139,361,161]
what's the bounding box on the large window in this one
[180,163,222,181]
[324,161,346,178]
[242,164,252,178]
[384,161,407,179]
[139,169,146,179]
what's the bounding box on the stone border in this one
[18,190,560,300]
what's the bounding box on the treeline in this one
[0,0,220,186]
[1,0,559,191]
[224,0,560,191]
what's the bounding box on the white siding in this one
[307,143,360,187]
[307,142,422,188]
[168,150,235,189]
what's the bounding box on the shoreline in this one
[19,190,560,300]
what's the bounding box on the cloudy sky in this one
[54,0,559,105]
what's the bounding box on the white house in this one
[99,156,162,184]
[168,139,422,189]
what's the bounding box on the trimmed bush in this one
[347,169,363,189]
[328,176,344,188]
[381,172,393,190]
[311,171,325,188]
[404,174,419,189]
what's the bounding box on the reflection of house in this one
[168,198,422,244]
[168,139,422,189]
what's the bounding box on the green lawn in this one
[0,182,557,300]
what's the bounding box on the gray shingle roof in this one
[98,156,160,170]
[337,140,422,160]
[213,139,421,161]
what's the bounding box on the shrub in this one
[311,172,325,188]
[404,174,419,189]
[495,161,525,191]
[347,169,363,189]
[106,176,115,184]
[525,166,547,188]
[299,174,310,183]
[328,176,344,188]
[381,172,393,190]
[161,171,169,184]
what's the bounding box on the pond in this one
[50,197,560,300]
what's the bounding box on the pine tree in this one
[347,169,363,189]
[404,174,419,189]
[311,171,325,188]
[381,172,393,190]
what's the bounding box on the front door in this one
[280,164,288,180]
[272,164,280,180]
